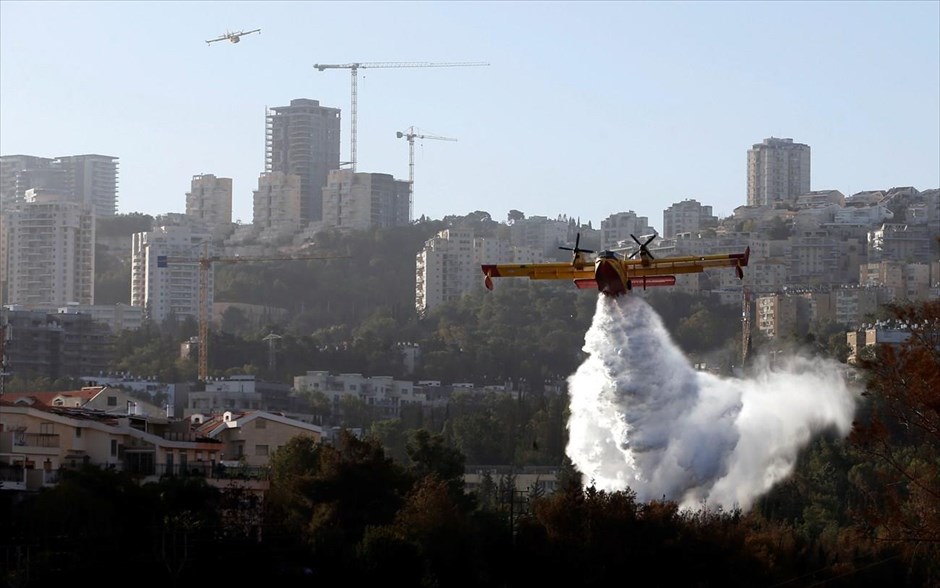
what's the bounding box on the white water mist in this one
[565,294,859,512]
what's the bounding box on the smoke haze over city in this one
[566,295,860,511]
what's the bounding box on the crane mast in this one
[313,61,488,172]
[396,126,457,221]
[160,251,346,381]
[742,285,751,366]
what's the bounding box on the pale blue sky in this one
[1,1,938,229]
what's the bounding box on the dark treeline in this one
[2,301,938,586]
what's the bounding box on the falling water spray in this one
[565,294,859,512]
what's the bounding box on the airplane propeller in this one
[628,233,657,260]
[559,233,594,259]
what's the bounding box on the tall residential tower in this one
[265,99,341,224]
[0,154,118,217]
[746,137,810,206]
[4,190,96,306]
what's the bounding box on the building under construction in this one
[265,98,341,225]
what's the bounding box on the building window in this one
[107,396,117,406]
[255,445,269,457]
[110,439,118,457]
[75,428,82,438]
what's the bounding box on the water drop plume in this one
[565,294,859,512]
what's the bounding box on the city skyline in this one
[1,1,938,228]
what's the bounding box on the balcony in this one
[0,432,61,454]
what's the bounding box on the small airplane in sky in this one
[481,233,750,297]
[206,29,261,45]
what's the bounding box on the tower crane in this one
[312,61,488,171]
[396,126,457,221]
[158,249,347,381]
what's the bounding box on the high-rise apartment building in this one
[509,216,570,256]
[416,228,477,315]
[186,174,233,230]
[4,189,96,306]
[600,211,655,250]
[0,153,118,217]
[265,99,341,224]
[131,223,212,324]
[416,230,543,315]
[662,199,718,239]
[321,169,411,231]
[253,171,303,240]
[1,155,56,206]
[746,137,810,206]
[54,154,120,217]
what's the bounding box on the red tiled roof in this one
[1,386,104,407]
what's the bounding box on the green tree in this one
[849,300,940,582]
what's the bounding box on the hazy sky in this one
[1,1,938,229]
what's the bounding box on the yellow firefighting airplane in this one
[481,233,750,297]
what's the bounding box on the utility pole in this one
[262,332,283,373]
[313,61,488,171]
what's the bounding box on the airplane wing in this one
[481,262,594,289]
[206,36,225,44]
[619,248,750,279]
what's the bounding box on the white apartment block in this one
[321,169,411,231]
[793,204,840,231]
[833,203,894,225]
[131,224,212,324]
[5,190,95,306]
[795,190,845,209]
[294,370,424,420]
[832,287,882,326]
[600,211,655,250]
[416,228,477,315]
[0,154,54,206]
[54,154,119,217]
[860,260,935,301]
[186,174,232,230]
[756,293,799,340]
[57,302,144,332]
[662,199,717,239]
[508,216,570,255]
[1,154,118,218]
[869,223,935,263]
[788,230,842,285]
[473,236,513,269]
[474,236,544,268]
[253,171,303,241]
[747,137,810,206]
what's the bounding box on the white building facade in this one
[321,169,411,231]
[746,137,811,206]
[5,190,95,306]
[186,174,233,230]
[131,223,212,324]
